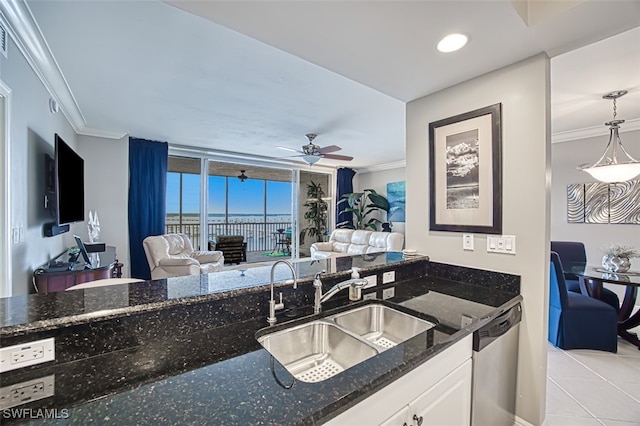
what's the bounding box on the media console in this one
[34,246,123,294]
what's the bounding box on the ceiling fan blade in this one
[322,153,353,161]
[277,146,304,154]
[317,145,342,154]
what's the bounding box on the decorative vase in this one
[602,255,631,273]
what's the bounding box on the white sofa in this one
[143,233,224,279]
[310,229,404,259]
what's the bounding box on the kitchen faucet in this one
[313,269,367,314]
[267,260,298,325]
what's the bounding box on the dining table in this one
[563,262,640,350]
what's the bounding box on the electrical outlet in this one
[0,338,55,373]
[0,375,55,409]
[462,234,474,251]
[363,275,377,289]
[363,292,377,301]
[382,271,395,284]
[382,287,395,300]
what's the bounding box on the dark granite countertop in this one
[0,252,417,336]
[0,256,521,425]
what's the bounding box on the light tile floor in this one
[546,338,640,426]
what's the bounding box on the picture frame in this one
[428,103,502,234]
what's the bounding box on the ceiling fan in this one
[278,134,353,165]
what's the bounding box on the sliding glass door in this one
[166,157,202,248]
[166,154,334,263]
[298,171,332,258]
[206,161,294,262]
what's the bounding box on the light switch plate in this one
[487,235,516,255]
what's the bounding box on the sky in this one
[166,173,292,216]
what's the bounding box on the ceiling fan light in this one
[302,155,321,165]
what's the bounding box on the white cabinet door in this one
[379,405,410,426]
[409,359,472,426]
[323,335,472,425]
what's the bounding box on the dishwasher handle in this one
[473,303,521,352]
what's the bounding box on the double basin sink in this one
[257,303,436,383]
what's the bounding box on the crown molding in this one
[552,118,640,143]
[357,160,406,174]
[0,0,125,140]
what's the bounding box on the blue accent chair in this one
[549,252,617,352]
[551,241,620,311]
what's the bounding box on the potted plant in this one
[337,189,390,231]
[300,181,328,245]
[601,243,639,273]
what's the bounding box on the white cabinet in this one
[325,334,472,426]
[406,360,472,426]
[380,406,410,426]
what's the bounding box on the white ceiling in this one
[24,0,640,169]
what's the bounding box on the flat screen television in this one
[54,134,84,225]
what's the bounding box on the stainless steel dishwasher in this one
[471,303,521,426]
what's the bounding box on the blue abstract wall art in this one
[387,181,406,222]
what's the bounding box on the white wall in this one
[0,37,79,296]
[76,135,130,277]
[406,54,550,425]
[551,130,640,305]
[355,167,406,234]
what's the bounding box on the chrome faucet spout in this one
[314,277,367,314]
[267,260,298,325]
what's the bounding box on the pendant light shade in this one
[578,90,640,183]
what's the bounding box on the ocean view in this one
[166,213,292,224]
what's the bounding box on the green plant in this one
[300,181,328,244]
[337,189,390,231]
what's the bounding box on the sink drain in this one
[372,337,397,349]
[296,360,344,383]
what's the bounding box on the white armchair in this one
[143,233,224,279]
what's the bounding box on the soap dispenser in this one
[349,267,362,301]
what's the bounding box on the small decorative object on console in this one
[601,243,639,273]
[87,210,101,243]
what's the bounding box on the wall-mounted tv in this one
[45,134,84,231]
[55,134,84,225]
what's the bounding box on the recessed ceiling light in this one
[436,33,469,53]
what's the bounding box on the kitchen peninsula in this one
[0,253,521,425]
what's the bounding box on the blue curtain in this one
[336,167,356,228]
[128,138,168,279]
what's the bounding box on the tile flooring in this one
[546,338,640,425]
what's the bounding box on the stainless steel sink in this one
[257,303,435,383]
[257,320,379,383]
[327,304,435,350]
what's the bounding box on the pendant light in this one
[237,170,248,182]
[577,90,640,183]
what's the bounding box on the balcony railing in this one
[165,222,292,252]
